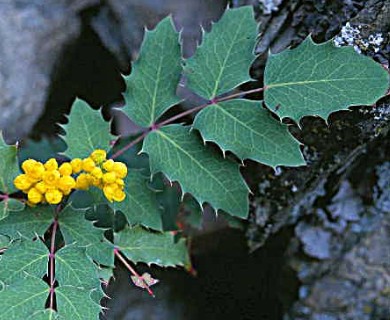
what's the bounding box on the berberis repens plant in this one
[0,6,388,319]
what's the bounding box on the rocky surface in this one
[0,0,98,143]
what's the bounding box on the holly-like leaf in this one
[142,125,249,218]
[56,286,101,319]
[184,7,257,99]
[0,198,25,221]
[193,99,305,168]
[115,226,189,267]
[86,239,115,268]
[0,234,10,248]
[62,99,114,159]
[57,205,114,266]
[0,240,48,285]
[113,170,162,231]
[0,205,54,240]
[29,310,59,320]
[264,36,390,122]
[123,16,182,127]
[0,275,49,320]
[56,245,100,289]
[0,133,20,194]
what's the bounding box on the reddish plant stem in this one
[113,248,155,297]
[0,248,6,254]
[0,194,9,200]
[110,86,267,159]
[110,130,149,160]
[49,219,58,310]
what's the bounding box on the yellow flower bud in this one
[112,188,126,202]
[82,157,96,172]
[103,183,117,202]
[59,163,73,176]
[35,181,47,194]
[70,158,83,173]
[88,174,102,188]
[22,159,44,180]
[116,178,125,187]
[45,188,63,204]
[28,188,43,204]
[75,173,90,190]
[102,159,114,171]
[91,167,103,179]
[113,162,127,178]
[102,172,117,184]
[62,188,72,196]
[22,159,38,173]
[14,174,34,192]
[58,176,76,192]
[90,149,107,164]
[44,158,58,171]
[42,170,60,187]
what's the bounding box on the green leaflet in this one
[55,286,102,319]
[0,198,25,221]
[0,205,54,240]
[0,234,10,247]
[264,36,390,122]
[0,240,48,285]
[55,245,100,289]
[184,6,257,99]
[62,99,114,159]
[194,99,305,168]
[57,205,114,266]
[113,170,163,231]
[29,310,59,320]
[115,226,189,267]
[142,125,249,218]
[0,275,49,320]
[0,133,19,194]
[123,16,182,127]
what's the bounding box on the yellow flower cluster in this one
[13,150,127,205]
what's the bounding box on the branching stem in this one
[110,86,267,159]
[114,248,155,297]
[49,218,58,310]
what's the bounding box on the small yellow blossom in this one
[90,149,107,164]
[112,188,126,202]
[22,159,45,180]
[116,178,125,187]
[82,158,95,172]
[102,159,114,171]
[102,183,116,202]
[44,158,58,171]
[112,162,127,178]
[42,170,60,187]
[75,173,90,190]
[70,158,83,173]
[59,163,73,176]
[14,174,34,192]
[58,176,76,192]
[35,181,47,194]
[102,172,117,184]
[28,188,43,204]
[45,188,63,204]
[91,167,103,179]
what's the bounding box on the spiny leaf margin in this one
[193,99,305,168]
[142,124,249,218]
[122,16,182,127]
[264,36,390,122]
